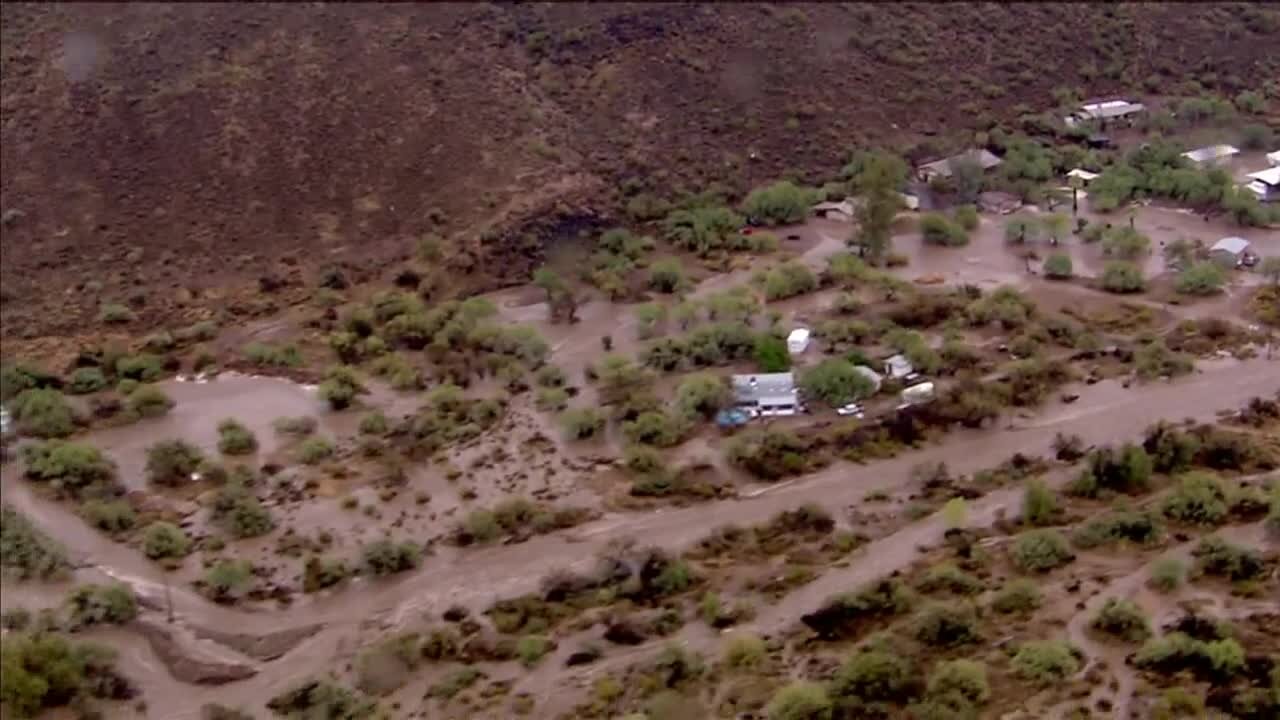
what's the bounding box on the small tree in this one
[1043,253,1073,279]
[145,439,204,486]
[1101,261,1146,293]
[753,334,791,372]
[217,419,258,455]
[799,359,875,406]
[142,521,191,560]
[649,258,686,293]
[1174,261,1226,295]
[1004,215,1041,244]
[204,560,253,603]
[1040,213,1069,244]
[1022,479,1059,526]
[920,213,969,246]
[318,366,366,410]
[560,408,605,440]
[743,180,816,226]
[1102,226,1151,259]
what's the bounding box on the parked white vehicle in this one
[787,328,811,355]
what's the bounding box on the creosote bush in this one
[1011,640,1080,685]
[991,579,1042,614]
[1148,557,1186,593]
[65,583,138,628]
[1011,529,1074,573]
[216,419,258,455]
[1090,598,1152,642]
[766,681,833,720]
[145,439,204,486]
[362,539,421,576]
[142,521,191,560]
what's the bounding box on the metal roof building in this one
[1182,144,1240,166]
[917,149,1003,180]
[732,373,799,413]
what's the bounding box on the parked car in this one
[836,403,864,418]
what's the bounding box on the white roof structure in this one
[811,199,856,218]
[787,328,811,344]
[1210,237,1250,256]
[852,365,883,394]
[1078,100,1146,119]
[1268,151,1280,167]
[1066,168,1099,183]
[1182,145,1240,164]
[1246,167,1280,187]
[733,373,797,406]
[884,354,914,378]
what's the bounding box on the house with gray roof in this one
[916,149,1002,182]
[732,372,800,416]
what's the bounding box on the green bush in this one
[1012,529,1074,573]
[753,334,791,372]
[991,579,1042,614]
[516,634,554,668]
[142,521,191,560]
[204,559,253,603]
[1090,598,1151,642]
[665,205,745,256]
[917,563,982,595]
[649,258,687,293]
[22,441,117,493]
[622,411,687,447]
[927,659,989,704]
[766,681,833,720]
[318,366,365,410]
[1073,509,1162,549]
[1070,444,1153,497]
[127,385,175,419]
[80,500,135,535]
[65,584,137,628]
[560,407,605,440]
[0,631,123,717]
[145,439,204,486]
[1102,226,1151,259]
[267,678,377,718]
[1162,472,1229,525]
[9,389,76,438]
[799,359,875,406]
[722,633,766,670]
[757,262,818,301]
[920,212,969,246]
[273,416,317,436]
[1192,536,1264,581]
[1148,557,1185,593]
[743,180,817,226]
[362,539,420,576]
[1021,478,1059,526]
[243,342,302,368]
[66,368,107,395]
[302,556,350,593]
[954,205,979,231]
[1011,640,1080,684]
[1043,253,1073,279]
[1,363,60,402]
[98,302,137,324]
[913,603,980,647]
[831,649,915,702]
[115,353,164,382]
[216,419,258,455]
[297,437,335,465]
[1,505,70,580]
[1101,261,1146,293]
[726,429,809,480]
[211,483,274,538]
[1175,261,1226,295]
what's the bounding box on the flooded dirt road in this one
[4,353,1274,718]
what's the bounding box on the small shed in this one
[1209,237,1251,268]
[884,354,914,379]
[978,191,1021,215]
[1182,145,1240,168]
[1244,167,1279,203]
[787,328,811,355]
[812,199,856,222]
[1267,150,1280,167]
[852,365,883,395]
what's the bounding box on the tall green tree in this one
[850,152,906,263]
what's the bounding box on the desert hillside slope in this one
[2,2,1277,338]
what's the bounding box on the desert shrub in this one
[1135,340,1194,380]
[1148,557,1186,593]
[927,659,989,705]
[623,410,688,447]
[649,258,687,293]
[1,363,60,401]
[362,539,420,576]
[516,635,554,668]
[674,372,733,418]
[917,563,982,595]
[1043,253,1073,279]
[318,366,365,411]
[560,407,605,440]
[1021,478,1059,526]
[991,579,1042,614]
[356,412,388,436]
[1012,529,1074,572]
[1192,536,1264,581]
[913,603,980,647]
[142,522,191,560]
[66,367,107,395]
[115,353,164,381]
[800,579,914,639]
[1175,261,1226,295]
[665,205,745,255]
[799,359,875,406]
[243,342,302,368]
[920,212,969,246]
[0,631,126,717]
[80,499,136,536]
[211,483,274,538]
[722,633,767,670]
[1102,226,1151,259]
[65,583,137,628]
[757,262,818,301]
[831,648,916,702]
[126,385,174,419]
[1012,641,1080,685]
[1073,509,1162,548]
[743,181,817,226]
[302,556,349,593]
[204,559,253,603]
[22,441,117,494]
[1,505,70,580]
[98,302,136,324]
[1102,261,1146,293]
[145,439,203,486]
[9,389,76,438]
[766,681,833,720]
[216,419,258,455]
[1134,633,1246,681]
[1143,422,1201,473]
[273,416,317,436]
[954,205,979,230]
[534,387,569,413]
[296,437,335,465]
[726,429,810,480]
[1162,472,1229,525]
[1070,444,1152,497]
[1090,598,1151,642]
[267,678,377,719]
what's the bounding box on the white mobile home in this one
[1244,167,1279,203]
[733,373,801,417]
[1181,144,1240,168]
